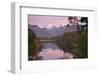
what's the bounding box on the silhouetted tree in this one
[80,17,88,31]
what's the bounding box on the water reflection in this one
[38,43,74,60]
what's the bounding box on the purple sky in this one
[28,15,69,28]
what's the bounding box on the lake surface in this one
[38,42,74,60]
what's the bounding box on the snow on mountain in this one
[28,24,77,38]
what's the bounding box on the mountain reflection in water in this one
[38,43,74,60]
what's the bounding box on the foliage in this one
[56,31,88,58]
[76,31,88,58]
[28,28,42,58]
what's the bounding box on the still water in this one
[38,42,74,60]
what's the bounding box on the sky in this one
[28,15,69,28]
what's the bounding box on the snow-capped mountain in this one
[43,24,54,30]
[28,24,77,38]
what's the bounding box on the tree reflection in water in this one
[38,43,74,60]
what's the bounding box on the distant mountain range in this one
[28,24,77,38]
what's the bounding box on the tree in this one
[28,28,37,56]
[80,17,88,31]
[28,28,42,59]
[76,31,88,58]
[56,31,88,58]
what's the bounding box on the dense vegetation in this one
[56,30,88,58]
[28,28,42,60]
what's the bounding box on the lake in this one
[38,42,74,60]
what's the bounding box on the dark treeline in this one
[28,28,42,60]
[56,30,88,58]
